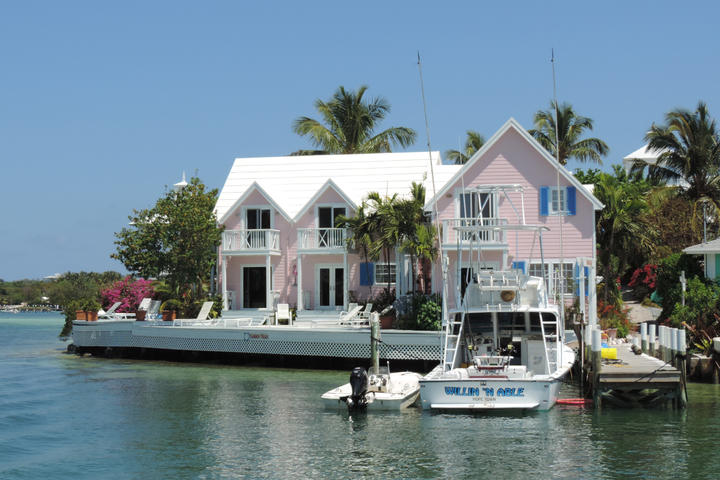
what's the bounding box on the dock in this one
[586,324,687,408]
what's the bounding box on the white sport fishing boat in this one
[419,267,575,411]
[419,187,576,411]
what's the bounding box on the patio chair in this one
[337,305,362,325]
[196,301,215,321]
[276,303,291,325]
[146,300,162,320]
[99,302,122,320]
[358,303,373,320]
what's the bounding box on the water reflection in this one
[4,314,720,479]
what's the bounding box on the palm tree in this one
[445,130,485,164]
[292,85,416,155]
[641,102,720,217]
[594,167,653,305]
[529,101,609,165]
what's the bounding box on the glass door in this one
[317,265,344,309]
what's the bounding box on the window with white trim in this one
[550,187,566,215]
[374,263,396,285]
[529,262,575,297]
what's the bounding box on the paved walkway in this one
[624,300,662,324]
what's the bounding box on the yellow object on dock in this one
[601,348,617,360]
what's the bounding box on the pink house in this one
[215,118,602,320]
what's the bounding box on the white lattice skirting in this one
[72,322,441,360]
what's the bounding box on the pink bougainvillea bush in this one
[101,277,154,312]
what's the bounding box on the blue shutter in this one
[360,262,374,286]
[511,261,526,273]
[574,263,580,294]
[567,186,576,215]
[540,187,549,216]
[584,266,589,296]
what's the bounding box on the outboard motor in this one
[346,366,368,410]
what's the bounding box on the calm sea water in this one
[2,312,720,479]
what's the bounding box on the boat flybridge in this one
[419,185,576,411]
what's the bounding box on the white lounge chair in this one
[337,305,363,325]
[276,303,291,325]
[358,303,373,320]
[99,302,122,320]
[146,300,162,320]
[196,301,215,321]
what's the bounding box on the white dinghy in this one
[322,313,422,411]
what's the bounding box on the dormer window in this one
[247,208,271,229]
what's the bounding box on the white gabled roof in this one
[622,144,664,174]
[684,238,720,254]
[215,151,460,223]
[425,118,605,211]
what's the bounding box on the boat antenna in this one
[552,49,566,363]
[417,52,449,329]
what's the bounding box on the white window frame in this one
[528,261,575,298]
[374,263,397,286]
[548,187,567,216]
[242,205,274,230]
[315,203,347,228]
[455,189,497,219]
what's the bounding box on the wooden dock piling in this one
[641,323,648,354]
[649,324,656,356]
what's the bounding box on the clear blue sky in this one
[1,1,718,281]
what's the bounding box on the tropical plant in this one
[112,177,223,302]
[445,130,485,164]
[594,167,653,305]
[639,101,720,225]
[292,85,416,155]
[101,276,155,313]
[597,300,631,338]
[529,101,609,165]
[654,253,703,320]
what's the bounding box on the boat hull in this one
[419,369,566,411]
[322,372,422,410]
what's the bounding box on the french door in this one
[317,265,344,309]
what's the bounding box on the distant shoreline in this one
[0,305,60,313]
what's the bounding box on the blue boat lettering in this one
[496,387,525,397]
[444,386,525,397]
[445,386,482,396]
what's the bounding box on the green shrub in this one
[655,253,703,319]
[416,300,441,331]
[668,276,720,328]
[161,299,182,312]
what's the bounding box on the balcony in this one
[441,218,508,249]
[222,229,280,255]
[297,227,347,253]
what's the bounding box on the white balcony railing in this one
[442,218,508,245]
[297,227,347,251]
[222,229,280,253]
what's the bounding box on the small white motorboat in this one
[321,366,422,410]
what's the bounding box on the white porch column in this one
[266,254,272,310]
[343,250,348,311]
[588,262,597,328]
[297,254,303,311]
[222,256,228,310]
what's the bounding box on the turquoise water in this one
[2,312,720,479]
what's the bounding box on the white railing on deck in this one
[297,228,347,250]
[442,218,508,245]
[222,229,280,252]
